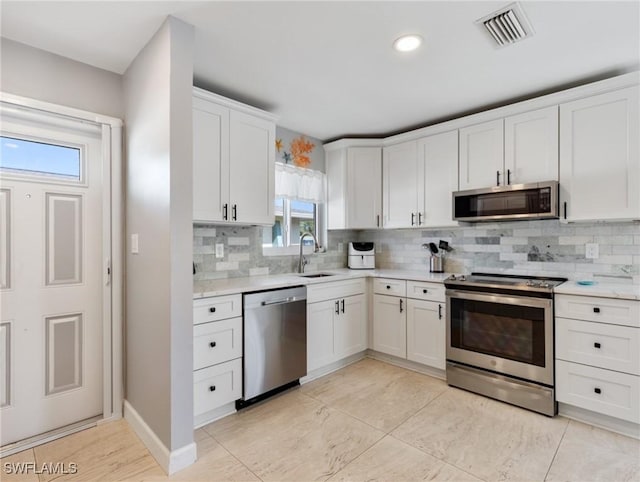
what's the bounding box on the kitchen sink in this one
[299,273,335,278]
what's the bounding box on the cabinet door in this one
[383,141,419,228]
[229,110,275,225]
[406,299,445,369]
[504,106,559,185]
[347,147,382,229]
[418,130,459,227]
[459,119,504,190]
[193,98,229,222]
[335,294,367,359]
[326,149,347,229]
[307,300,337,372]
[372,294,406,358]
[559,86,640,222]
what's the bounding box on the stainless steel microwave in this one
[453,181,559,222]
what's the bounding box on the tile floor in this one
[2,358,639,481]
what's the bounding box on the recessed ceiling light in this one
[393,34,423,52]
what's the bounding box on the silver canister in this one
[429,255,443,273]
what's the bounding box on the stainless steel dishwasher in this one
[241,286,307,404]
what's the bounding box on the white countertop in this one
[193,269,452,298]
[554,281,640,301]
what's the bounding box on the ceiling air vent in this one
[477,2,534,47]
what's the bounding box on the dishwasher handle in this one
[260,296,304,306]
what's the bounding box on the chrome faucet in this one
[298,231,321,273]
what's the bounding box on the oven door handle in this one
[445,289,553,309]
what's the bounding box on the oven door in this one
[446,290,554,386]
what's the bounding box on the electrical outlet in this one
[131,234,139,254]
[585,243,599,259]
[215,243,224,259]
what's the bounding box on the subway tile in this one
[194,227,217,237]
[512,228,542,237]
[216,261,240,271]
[558,235,592,245]
[228,252,251,262]
[500,236,528,245]
[593,255,634,265]
[227,237,250,246]
[594,235,633,245]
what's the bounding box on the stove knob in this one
[526,280,534,286]
[449,274,456,280]
[459,275,466,281]
[540,282,550,288]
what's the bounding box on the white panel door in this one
[559,86,640,222]
[372,294,406,358]
[193,98,229,223]
[418,130,459,227]
[229,110,275,225]
[346,147,382,229]
[307,300,336,372]
[459,119,504,190]
[504,106,559,185]
[334,294,366,359]
[383,141,419,228]
[0,118,105,446]
[406,299,445,369]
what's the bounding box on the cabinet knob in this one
[423,289,428,294]
[209,307,216,313]
[386,285,391,289]
[209,341,217,348]
[594,342,601,349]
[593,307,600,313]
[209,385,216,392]
[594,387,601,394]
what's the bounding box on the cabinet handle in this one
[593,307,600,313]
[232,204,237,221]
[341,299,345,313]
[399,299,403,313]
[438,304,443,320]
[335,300,340,315]
[564,202,567,220]
[594,342,601,349]
[594,387,601,394]
[496,170,500,186]
[209,307,216,313]
[418,212,422,225]
[209,385,216,392]
[377,214,380,227]
[423,289,428,294]
[411,213,415,226]
[209,341,217,348]
[507,169,511,185]
[386,285,391,290]
[223,203,228,221]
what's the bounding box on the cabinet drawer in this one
[373,278,407,297]
[406,281,445,302]
[194,317,243,370]
[193,294,242,325]
[307,278,366,304]
[556,360,639,423]
[555,295,639,327]
[194,358,242,416]
[556,318,640,375]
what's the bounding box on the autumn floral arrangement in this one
[275,135,315,168]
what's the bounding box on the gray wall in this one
[124,17,194,451]
[0,38,124,119]
[275,126,324,171]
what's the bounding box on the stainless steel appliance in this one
[445,273,566,416]
[241,286,307,404]
[453,180,559,222]
[348,242,375,269]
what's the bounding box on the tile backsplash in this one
[194,220,640,283]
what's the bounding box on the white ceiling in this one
[2,1,639,140]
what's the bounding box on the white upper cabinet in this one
[383,141,419,228]
[459,106,559,190]
[559,86,640,222]
[459,119,504,190]
[325,143,382,229]
[418,130,459,227]
[504,106,559,185]
[193,88,276,226]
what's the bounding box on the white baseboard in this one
[301,352,367,384]
[366,350,446,380]
[124,400,197,475]
[194,402,237,429]
[558,402,640,440]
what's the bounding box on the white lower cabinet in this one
[372,279,446,370]
[307,279,367,373]
[193,294,243,426]
[555,294,640,424]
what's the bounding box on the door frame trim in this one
[0,92,124,440]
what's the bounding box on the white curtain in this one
[275,162,326,203]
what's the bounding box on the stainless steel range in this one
[444,272,567,416]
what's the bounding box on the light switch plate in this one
[585,243,599,259]
[215,243,224,258]
[131,234,139,254]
